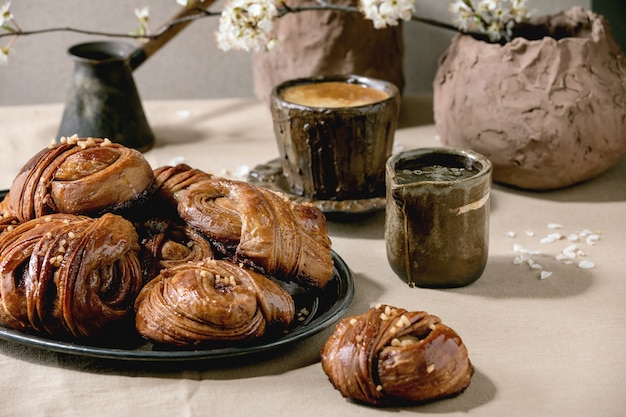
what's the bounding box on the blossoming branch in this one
[0,0,530,65]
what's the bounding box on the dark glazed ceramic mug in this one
[270,74,401,201]
[385,147,492,288]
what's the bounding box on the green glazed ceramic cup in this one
[270,74,401,201]
[385,147,492,288]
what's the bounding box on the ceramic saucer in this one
[247,159,386,220]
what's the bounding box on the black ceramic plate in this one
[0,189,354,361]
[0,251,353,361]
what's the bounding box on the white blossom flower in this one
[449,0,530,42]
[360,0,416,29]
[134,6,149,21]
[216,0,278,52]
[176,0,190,6]
[1,1,12,27]
[0,47,9,66]
[133,6,150,36]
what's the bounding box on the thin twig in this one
[278,2,461,33]
[0,9,220,41]
[0,3,462,42]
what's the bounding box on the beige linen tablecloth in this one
[0,96,624,417]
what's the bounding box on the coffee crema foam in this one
[281,82,389,108]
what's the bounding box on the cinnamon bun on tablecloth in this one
[320,304,473,406]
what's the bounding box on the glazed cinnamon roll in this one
[8,135,155,221]
[152,164,213,207]
[0,194,19,235]
[320,304,473,406]
[135,260,295,346]
[176,176,334,290]
[0,213,143,340]
[138,217,216,281]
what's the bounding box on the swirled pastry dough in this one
[138,217,216,282]
[8,136,154,221]
[135,260,295,346]
[0,213,143,340]
[176,174,334,290]
[321,304,473,406]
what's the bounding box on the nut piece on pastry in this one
[320,304,474,406]
[176,175,334,290]
[8,135,155,222]
[135,260,296,346]
[0,194,19,235]
[0,213,144,340]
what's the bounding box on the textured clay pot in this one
[252,0,404,104]
[433,7,626,190]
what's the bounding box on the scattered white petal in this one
[585,234,601,245]
[510,222,601,277]
[513,244,540,255]
[567,233,580,242]
[168,155,185,165]
[231,165,250,179]
[563,244,578,253]
[540,233,562,243]
[513,243,525,253]
[176,109,191,118]
[578,260,595,269]
[220,165,250,179]
[562,250,577,259]
[540,271,553,280]
[513,256,528,265]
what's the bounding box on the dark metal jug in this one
[57,41,155,152]
[56,1,215,151]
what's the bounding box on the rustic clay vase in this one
[433,7,626,190]
[270,74,401,201]
[385,147,492,288]
[252,0,405,104]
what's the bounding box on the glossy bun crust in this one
[321,304,473,406]
[8,136,154,221]
[151,164,334,290]
[135,260,295,346]
[0,145,334,347]
[0,213,143,340]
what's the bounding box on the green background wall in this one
[593,0,626,51]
